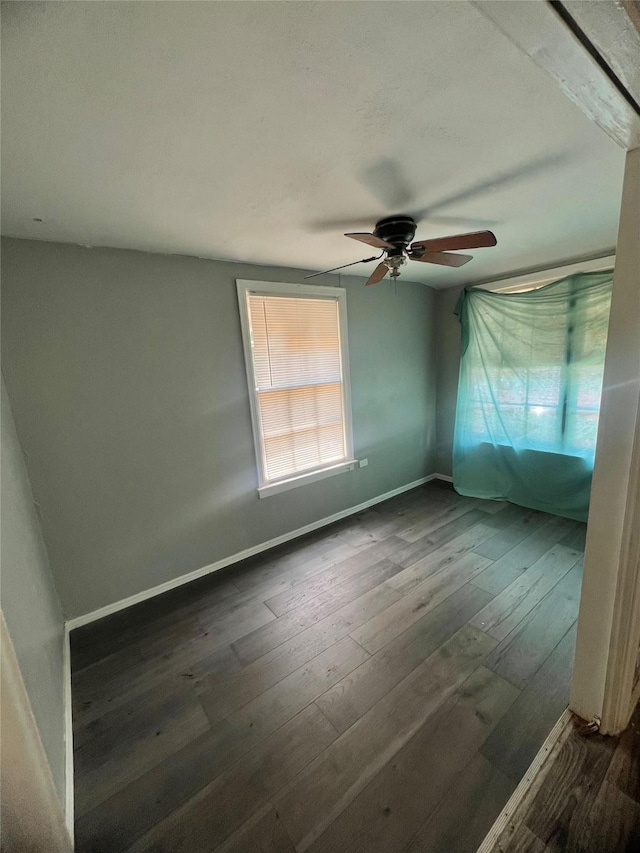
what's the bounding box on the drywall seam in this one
[66,474,444,630]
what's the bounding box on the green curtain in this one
[452,269,613,521]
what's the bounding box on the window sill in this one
[258,460,357,498]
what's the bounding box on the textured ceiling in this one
[0,1,626,288]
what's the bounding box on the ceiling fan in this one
[305,214,497,285]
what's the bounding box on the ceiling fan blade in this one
[366,263,389,286]
[411,251,473,267]
[411,230,497,253]
[345,232,395,250]
[304,254,382,279]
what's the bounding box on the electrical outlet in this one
[359,458,368,468]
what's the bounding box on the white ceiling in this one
[1,1,626,288]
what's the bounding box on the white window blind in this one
[238,283,353,491]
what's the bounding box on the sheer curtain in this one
[452,270,613,521]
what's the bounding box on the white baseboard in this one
[433,472,453,482]
[62,626,74,845]
[66,473,447,631]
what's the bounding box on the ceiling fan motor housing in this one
[373,215,417,251]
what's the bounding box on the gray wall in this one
[435,284,465,477]
[1,378,66,806]
[1,238,437,618]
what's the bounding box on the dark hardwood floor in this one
[490,705,640,852]
[71,480,586,852]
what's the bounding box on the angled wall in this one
[1,378,67,813]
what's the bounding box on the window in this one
[453,270,612,520]
[237,280,354,497]
[461,284,611,457]
[455,271,613,461]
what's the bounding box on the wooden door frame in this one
[600,402,640,732]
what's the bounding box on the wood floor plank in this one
[371,497,454,539]
[122,704,336,853]
[199,584,400,723]
[74,674,201,752]
[73,643,144,708]
[501,824,550,852]
[210,806,296,853]
[218,636,369,742]
[396,496,480,543]
[70,574,241,672]
[72,612,207,705]
[232,535,363,595]
[76,713,266,852]
[233,559,402,662]
[72,577,272,664]
[403,752,516,853]
[389,508,500,570]
[195,597,277,640]
[470,542,582,642]
[386,524,497,596]
[272,625,496,851]
[481,624,577,783]
[305,667,518,853]
[605,704,640,803]
[475,498,511,515]
[73,616,203,686]
[485,561,583,690]
[474,509,547,561]
[351,551,492,655]
[73,631,240,728]
[580,781,640,853]
[240,535,407,613]
[264,548,405,618]
[557,521,588,552]
[74,687,210,818]
[77,702,337,852]
[316,583,493,734]
[471,515,575,596]
[327,508,400,548]
[524,727,616,849]
[340,506,413,543]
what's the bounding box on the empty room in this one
[1,2,639,852]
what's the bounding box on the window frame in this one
[236,279,355,498]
